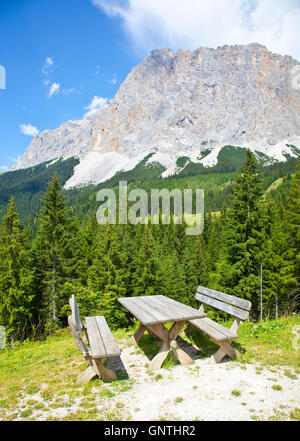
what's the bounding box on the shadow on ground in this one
[106,356,129,380]
[105,328,248,380]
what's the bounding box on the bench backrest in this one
[68,315,90,357]
[69,295,82,339]
[196,286,252,321]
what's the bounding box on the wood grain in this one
[197,286,251,311]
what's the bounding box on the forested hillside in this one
[0,157,79,225]
[0,146,298,224]
[0,150,299,344]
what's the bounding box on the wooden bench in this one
[186,286,251,363]
[68,295,120,384]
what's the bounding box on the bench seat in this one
[85,316,120,359]
[187,286,252,363]
[188,317,238,342]
[68,295,120,383]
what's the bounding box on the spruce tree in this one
[34,174,79,331]
[285,160,300,283]
[216,150,264,314]
[131,226,162,296]
[0,198,34,342]
[260,196,295,318]
[88,225,130,328]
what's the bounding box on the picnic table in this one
[118,295,206,371]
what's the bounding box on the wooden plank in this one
[76,366,97,384]
[85,316,106,358]
[195,293,249,320]
[188,318,228,342]
[147,323,170,341]
[140,296,180,322]
[218,340,236,359]
[147,341,169,371]
[149,295,192,320]
[92,358,117,382]
[128,323,146,345]
[199,318,238,339]
[171,341,194,366]
[197,286,251,311]
[119,295,205,324]
[152,295,205,321]
[69,295,82,339]
[68,316,90,356]
[118,297,159,325]
[158,295,206,318]
[144,296,185,319]
[94,316,120,357]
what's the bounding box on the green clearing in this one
[0,315,299,421]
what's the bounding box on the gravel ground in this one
[12,339,299,421]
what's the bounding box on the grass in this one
[272,384,283,391]
[190,314,300,369]
[0,326,135,421]
[0,315,299,421]
[231,390,242,397]
[284,369,298,379]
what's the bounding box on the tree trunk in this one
[51,255,57,322]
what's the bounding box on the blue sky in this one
[0,0,141,170]
[1,0,300,171]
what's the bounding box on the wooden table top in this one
[118,295,206,326]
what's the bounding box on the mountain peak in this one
[13,44,300,187]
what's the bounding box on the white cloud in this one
[0,165,8,171]
[19,123,39,137]
[108,74,117,85]
[41,56,54,75]
[62,87,77,95]
[48,82,60,98]
[83,96,109,118]
[92,0,300,60]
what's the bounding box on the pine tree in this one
[285,160,300,283]
[131,226,163,296]
[158,252,187,303]
[216,150,264,314]
[0,198,34,342]
[88,225,130,328]
[34,174,79,331]
[260,196,295,318]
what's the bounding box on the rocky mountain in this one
[13,43,300,188]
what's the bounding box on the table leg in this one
[146,321,194,370]
[170,321,194,366]
[148,340,170,371]
[147,324,170,371]
[128,323,146,345]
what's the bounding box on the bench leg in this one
[210,340,236,363]
[128,323,146,345]
[77,365,97,384]
[77,357,117,383]
[92,358,118,382]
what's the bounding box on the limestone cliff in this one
[13,43,300,187]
